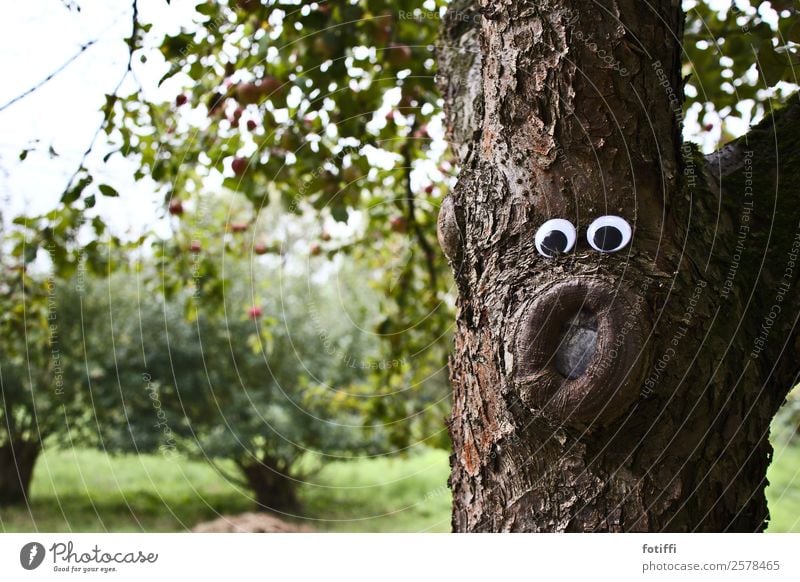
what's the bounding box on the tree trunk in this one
[437,0,800,531]
[0,441,40,506]
[238,458,300,513]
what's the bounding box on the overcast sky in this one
[0,0,199,240]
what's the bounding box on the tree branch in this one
[401,121,438,291]
[703,93,800,393]
[0,39,99,114]
[61,0,141,199]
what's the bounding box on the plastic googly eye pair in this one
[534,216,633,258]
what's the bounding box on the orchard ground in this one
[0,448,452,533]
[1,412,797,533]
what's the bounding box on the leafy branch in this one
[60,0,141,202]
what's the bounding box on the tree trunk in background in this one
[239,458,300,514]
[0,440,40,506]
[437,0,800,531]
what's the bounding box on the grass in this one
[0,447,252,533]
[300,449,452,532]
[0,427,797,533]
[0,447,452,533]
[765,419,800,533]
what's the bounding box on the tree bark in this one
[437,0,800,531]
[238,458,301,513]
[0,440,40,506]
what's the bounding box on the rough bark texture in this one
[0,441,40,506]
[437,0,800,531]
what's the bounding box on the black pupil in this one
[542,230,568,255]
[593,226,623,251]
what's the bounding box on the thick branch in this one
[703,95,800,396]
[436,0,483,166]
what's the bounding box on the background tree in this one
[0,252,92,505]
[0,262,60,505]
[73,229,431,512]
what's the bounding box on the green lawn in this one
[0,432,797,533]
[765,432,800,532]
[0,447,452,533]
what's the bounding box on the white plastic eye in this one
[535,219,577,258]
[587,216,632,253]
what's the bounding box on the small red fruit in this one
[389,215,408,233]
[374,22,392,46]
[168,198,184,216]
[309,242,323,256]
[189,240,202,253]
[424,184,435,195]
[704,123,714,131]
[320,231,332,242]
[175,94,188,107]
[257,76,281,97]
[342,165,361,184]
[236,82,261,105]
[231,157,248,176]
[248,305,263,319]
[254,242,269,255]
[388,44,412,66]
[247,119,257,131]
[398,93,414,109]
[237,0,260,13]
[313,36,334,59]
[230,222,249,233]
[207,93,226,117]
[414,124,429,139]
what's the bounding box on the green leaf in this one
[331,204,349,223]
[196,3,216,17]
[787,22,800,44]
[157,64,182,87]
[758,41,786,86]
[161,32,195,60]
[62,175,92,204]
[92,216,106,235]
[84,194,96,209]
[23,244,38,264]
[98,184,120,197]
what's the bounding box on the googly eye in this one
[535,219,577,258]
[587,216,632,253]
